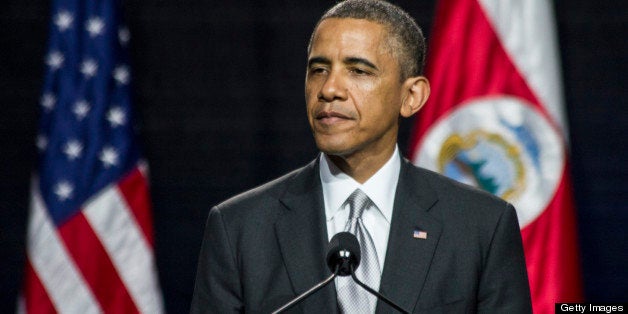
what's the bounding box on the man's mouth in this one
[315,110,352,123]
[316,111,351,120]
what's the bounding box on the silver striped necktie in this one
[337,188,381,313]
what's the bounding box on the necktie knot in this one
[347,188,370,220]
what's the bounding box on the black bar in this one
[555,303,627,313]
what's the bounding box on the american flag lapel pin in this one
[413,228,428,239]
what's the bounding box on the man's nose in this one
[318,70,348,102]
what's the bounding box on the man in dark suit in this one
[191,0,531,313]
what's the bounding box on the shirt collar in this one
[320,145,401,223]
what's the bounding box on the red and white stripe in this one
[22,165,164,314]
[477,0,568,137]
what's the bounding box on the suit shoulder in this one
[406,162,513,217]
[212,160,316,216]
[403,163,522,253]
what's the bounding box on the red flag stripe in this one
[58,211,139,313]
[476,0,568,135]
[82,177,164,314]
[26,168,163,314]
[117,166,156,247]
[22,261,56,314]
[521,164,583,306]
[27,186,102,313]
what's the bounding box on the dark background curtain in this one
[1,0,626,311]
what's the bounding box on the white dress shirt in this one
[320,145,401,273]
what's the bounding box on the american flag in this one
[412,229,427,240]
[20,0,164,313]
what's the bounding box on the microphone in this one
[334,232,410,314]
[273,232,409,313]
[326,231,361,277]
[272,232,355,313]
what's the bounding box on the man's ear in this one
[400,76,430,118]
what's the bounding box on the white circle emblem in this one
[414,96,564,227]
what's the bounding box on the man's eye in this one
[310,67,327,74]
[350,68,370,75]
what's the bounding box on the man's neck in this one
[326,144,397,184]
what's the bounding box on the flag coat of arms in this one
[20,0,164,313]
[409,0,583,312]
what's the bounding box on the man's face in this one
[306,18,405,159]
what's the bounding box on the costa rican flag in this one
[409,0,583,312]
[19,0,164,313]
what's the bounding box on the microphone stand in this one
[272,266,339,314]
[350,264,409,314]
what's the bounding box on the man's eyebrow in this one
[307,56,331,68]
[344,57,378,71]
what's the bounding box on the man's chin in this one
[316,145,355,158]
[314,135,363,158]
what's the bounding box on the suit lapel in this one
[377,159,442,313]
[275,159,337,313]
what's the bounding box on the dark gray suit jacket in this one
[191,158,532,313]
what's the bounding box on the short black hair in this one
[308,0,426,80]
